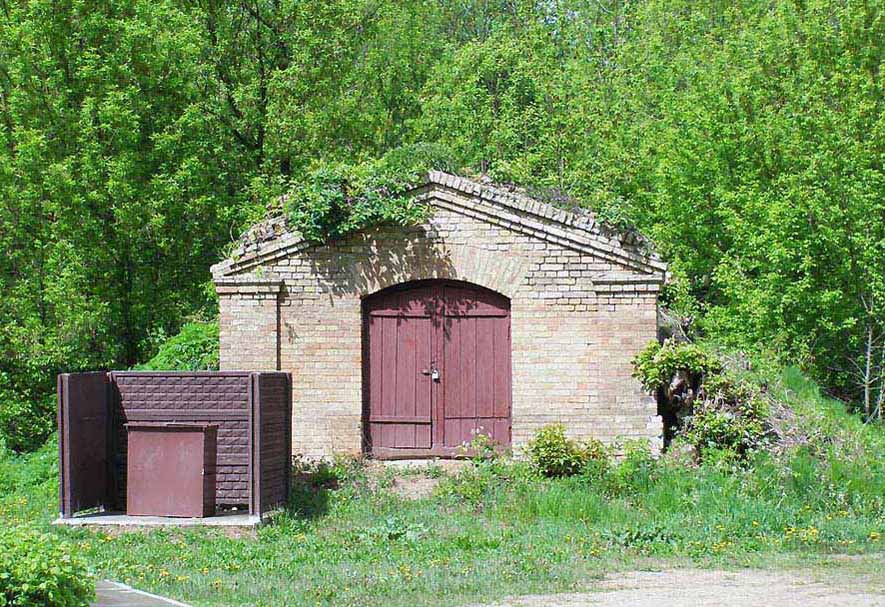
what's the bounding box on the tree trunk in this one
[864,323,873,419]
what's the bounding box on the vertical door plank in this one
[395,318,416,447]
[461,317,477,421]
[493,317,511,420]
[368,317,383,448]
[444,316,460,419]
[415,318,432,423]
[380,316,398,447]
[475,317,495,420]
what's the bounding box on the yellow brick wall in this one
[218,199,663,458]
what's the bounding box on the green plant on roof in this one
[285,143,458,243]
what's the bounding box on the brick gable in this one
[213,173,666,457]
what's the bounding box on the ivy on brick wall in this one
[284,143,458,243]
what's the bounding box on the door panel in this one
[475,318,495,418]
[441,310,511,449]
[365,281,511,457]
[367,314,433,449]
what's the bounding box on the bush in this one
[632,339,721,393]
[683,373,768,458]
[527,424,607,478]
[632,340,769,460]
[0,527,94,607]
[285,142,457,243]
[137,320,219,371]
[604,439,657,495]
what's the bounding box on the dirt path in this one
[467,568,885,607]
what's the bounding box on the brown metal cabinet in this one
[125,422,217,517]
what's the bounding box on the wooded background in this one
[0,0,882,450]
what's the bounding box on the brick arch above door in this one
[344,241,532,300]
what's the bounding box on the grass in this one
[1,365,883,607]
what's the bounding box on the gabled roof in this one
[211,171,667,279]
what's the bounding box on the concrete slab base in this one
[93,580,190,607]
[54,510,263,528]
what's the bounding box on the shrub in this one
[633,340,770,460]
[632,339,721,393]
[527,424,607,478]
[683,400,766,459]
[436,433,519,504]
[604,439,657,495]
[458,431,505,463]
[137,320,219,371]
[435,462,497,504]
[0,527,94,607]
[684,373,768,458]
[285,142,457,243]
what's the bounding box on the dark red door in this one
[365,281,511,457]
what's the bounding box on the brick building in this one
[212,172,667,459]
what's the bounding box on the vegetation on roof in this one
[282,143,456,243]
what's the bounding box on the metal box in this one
[125,422,217,517]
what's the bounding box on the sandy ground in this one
[466,567,885,607]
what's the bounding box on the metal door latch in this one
[421,368,441,382]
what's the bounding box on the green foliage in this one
[0,526,94,607]
[527,424,608,478]
[0,365,883,606]
[609,0,884,403]
[0,436,58,528]
[1,0,882,446]
[758,363,885,461]
[602,440,657,496]
[357,515,428,544]
[457,431,507,464]
[284,143,456,242]
[526,424,584,478]
[437,434,528,504]
[0,374,54,453]
[633,341,769,459]
[435,457,528,506]
[681,401,767,461]
[136,321,219,371]
[684,373,769,458]
[632,340,722,393]
[292,452,367,489]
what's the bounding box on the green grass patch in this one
[1,366,883,607]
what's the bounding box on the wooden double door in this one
[364,280,512,458]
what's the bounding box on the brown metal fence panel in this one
[110,372,252,507]
[58,370,291,519]
[250,372,291,516]
[58,372,111,517]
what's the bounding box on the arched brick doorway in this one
[363,280,512,458]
